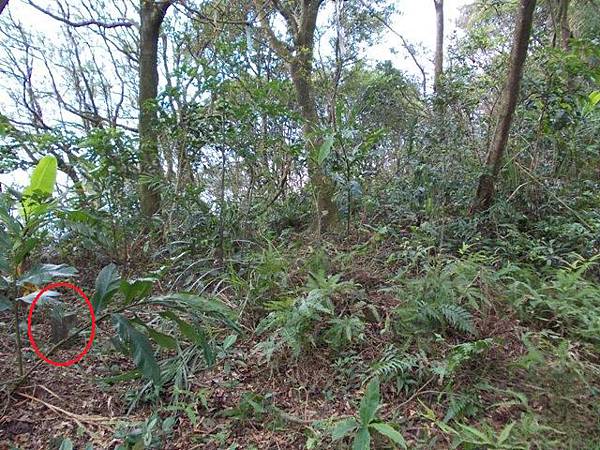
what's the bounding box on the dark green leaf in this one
[120,279,153,303]
[112,313,161,385]
[162,311,215,365]
[92,264,120,314]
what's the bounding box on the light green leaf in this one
[92,264,120,314]
[316,135,334,166]
[359,377,380,425]
[590,91,600,107]
[112,313,161,385]
[22,155,57,217]
[25,155,57,197]
[352,427,371,450]
[497,421,515,444]
[58,437,73,450]
[332,418,359,441]
[370,423,407,448]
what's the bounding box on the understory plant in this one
[331,377,407,449]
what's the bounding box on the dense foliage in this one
[1,0,599,448]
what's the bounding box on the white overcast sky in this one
[0,0,469,188]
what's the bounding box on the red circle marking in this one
[27,281,96,367]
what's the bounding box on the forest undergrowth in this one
[2,203,599,449]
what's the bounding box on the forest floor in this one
[1,228,599,449]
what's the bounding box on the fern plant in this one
[394,257,479,336]
[367,345,425,394]
[255,272,356,359]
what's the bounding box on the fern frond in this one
[439,304,474,334]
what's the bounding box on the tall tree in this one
[254,0,338,231]
[433,0,444,92]
[139,0,172,218]
[471,0,537,213]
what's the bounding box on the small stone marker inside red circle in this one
[26,281,96,367]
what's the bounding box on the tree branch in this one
[26,0,134,28]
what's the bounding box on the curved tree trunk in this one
[139,0,171,218]
[471,0,537,213]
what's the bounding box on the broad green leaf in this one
[120,278,153,303]
[145,326,177,350]
[359,377,380,426]
[112,313,161,385]
[25,155,57,197]
[316,135,334,166]
[590,91,600,107]
[162,311,215,365]
[22,155,57,217]
[352,427,371,450]
[332,418,359,441]
[18,264,77,286]
[370,423,407,449]
[92,264,120,314]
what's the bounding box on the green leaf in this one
[25,155,57,197]
[120,278,153,303]
[370,423,407,448]
[359,377,380,426]
[162,311,215,366]
[145,326,177,350]
[22,155,57,217]
[152,293,240,332]
[92,264,120,314]
[352,427,371,450]
[58,438,73,450]
[18,264,77,286]
[316,135,334,166]
[332,418,359,441]
[0,295,11,312]
[590,91,600,107]
[497,421,515,444]
[112,313,161,385]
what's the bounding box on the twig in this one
[397,376,437,408]
[26,0,134,28]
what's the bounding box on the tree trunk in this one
[556,0,571,50]
[433,0,444,92]
[254,0,338,231]
[471,0,536,213]
[139,0,170,218]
